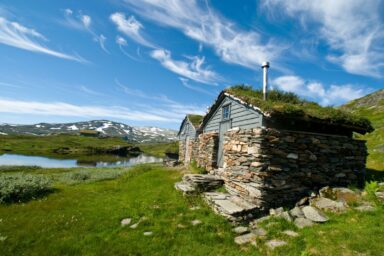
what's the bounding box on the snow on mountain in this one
[0,120,177,143]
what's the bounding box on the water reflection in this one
[0,153,163,168]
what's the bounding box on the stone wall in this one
[221,128,367,210]
[197,132,219,171]
[179,139,199,165]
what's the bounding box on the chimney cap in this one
[261,61,270,68]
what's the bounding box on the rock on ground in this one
[294,217,314,229]
[251,227,267,237]
[282,230,299,237]
[311,197,347,213]
[290,207,305,218]
[265,240,287,249]
[354,205,375,212]
[143,231,153,236]
[121,218,132,226]
[191,219,202,226]
[234,233,257,245]
[302,206,329,222]
[233,226,249,234]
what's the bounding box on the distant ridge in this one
[341,88,384,170]
[0,120,177,143]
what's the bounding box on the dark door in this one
[217,120,231,167]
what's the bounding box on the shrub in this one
[0,173,52,203]
[365,181,380,205]
[70,170,91,181]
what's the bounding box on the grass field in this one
[0,164,383,255]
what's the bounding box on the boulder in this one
[290,207,305,218]
[251,227,267,237]
[269,207,284,216]
[302,206,329,222]
[354,205,375,212]
[375,192,384,202]
[319,186,360,204]
[311,197,347,213]
[294,217,314,229]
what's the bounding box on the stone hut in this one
[179,85,373,210]
[178,114,203,164]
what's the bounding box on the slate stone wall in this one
[197,132,219,171]
[179,139,199,165]
[221,128,367,210]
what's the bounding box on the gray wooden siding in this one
[204,96,263,132]
[179,119,197,140]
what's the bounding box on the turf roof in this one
[215,85,373,133]
[187,114,204,128]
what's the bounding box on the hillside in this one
[0,120,177,143]
[341,89,384,170]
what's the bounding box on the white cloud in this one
[263,0,384,78]
[116,36,127,46]
[63,9,108,53]
[150,49,221,85]
[81,15,91,29]
[123,0,285,69]
[110,12,155,48]
[79,85,104,96]
[272,75,370,106]
[0,17,85,62]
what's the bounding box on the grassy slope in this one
[0,165,383,255]
[342,96,384,171]
[137,141,179,157]
[0,134,133,156]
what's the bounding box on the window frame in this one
[222,104,231,120]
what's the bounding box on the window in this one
[222,105,231,120]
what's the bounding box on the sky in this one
[0,0,383,129]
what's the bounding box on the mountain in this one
[0,120,177,143]
[341,89,384,170]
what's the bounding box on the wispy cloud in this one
[115,79,206,117]
[0,16,86,62]
[110,12,155,48]
[123,0,285,69]
[63,9,109,54]
[179,77,217,96]
[79,85,104,96]
[150,49,221,85]
[263,0,384,78]
[271,75,371,106]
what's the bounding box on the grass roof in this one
[187,114,203,128]
[225,85,373,133]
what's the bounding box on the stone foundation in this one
[197,132,219,171]
[221,128,367,210]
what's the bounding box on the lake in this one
[0,153,163,168]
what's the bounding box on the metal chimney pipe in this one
[262,61,270,101]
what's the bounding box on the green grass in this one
[187,114,204,128]
[343,97,384,171]
[137,141,179,157]
[0,134,134,156]
[0,164,383,255]
[225,85,373,132]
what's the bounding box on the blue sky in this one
[0,0,383,129]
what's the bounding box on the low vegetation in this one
[226,85,373,132]
[0,164,383,255]
[0,173,52,203]
[187,114,204,128]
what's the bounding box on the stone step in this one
[203,192,261,222]
[174,181,196,195]
[182,174,224,192]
